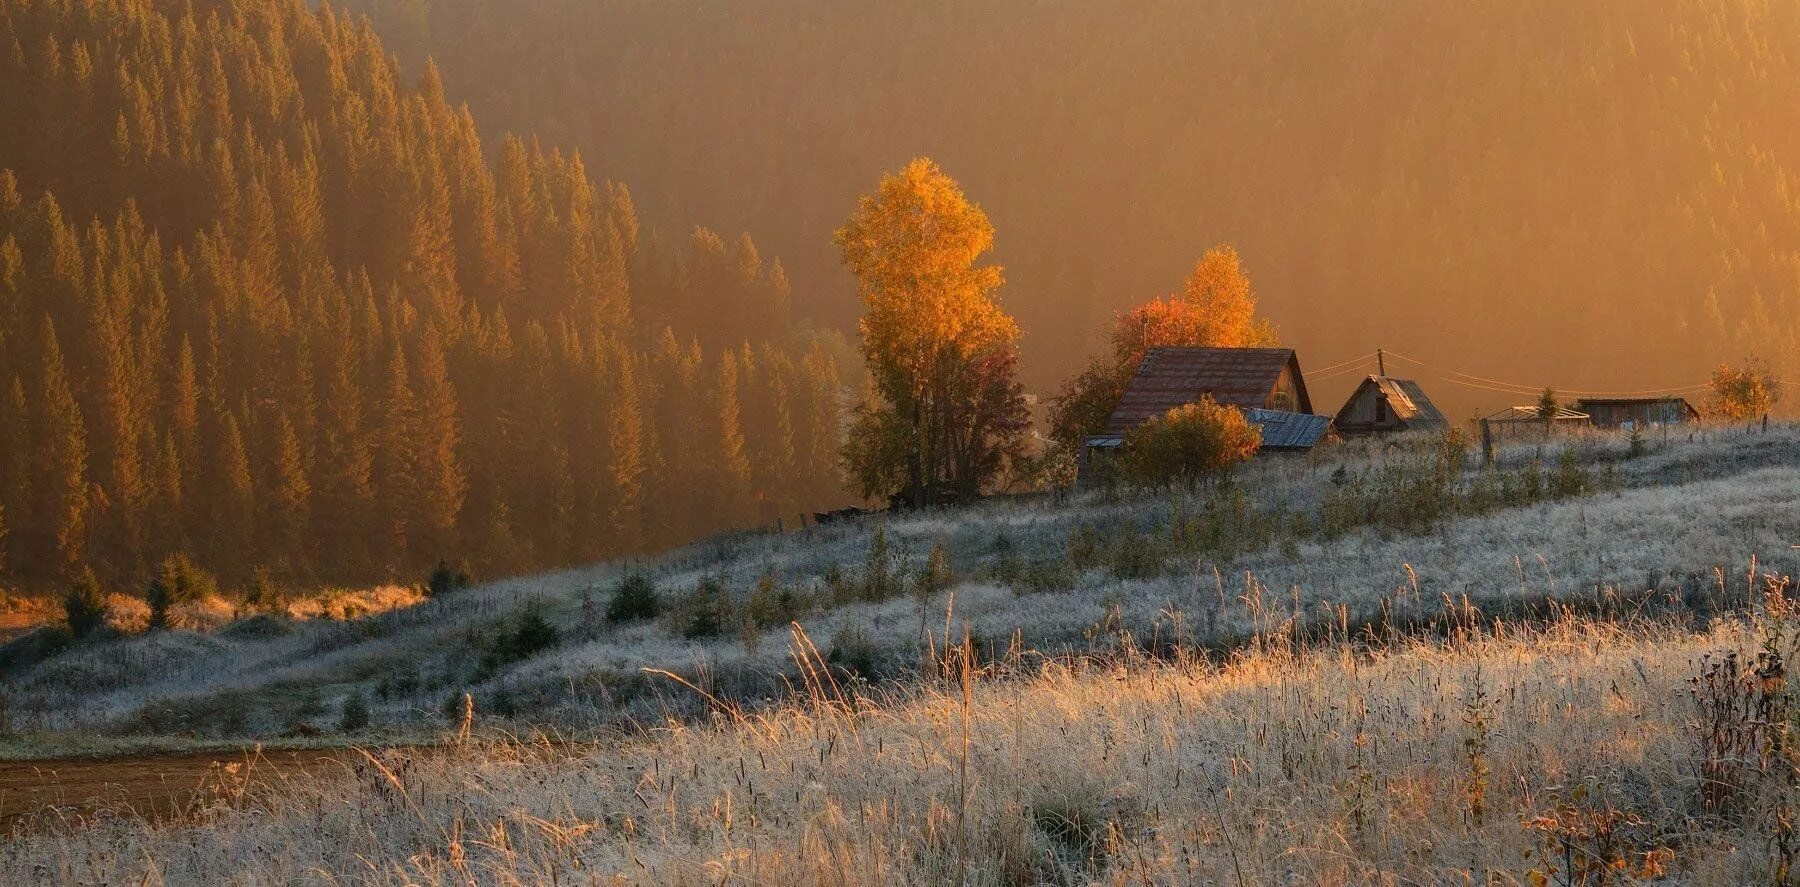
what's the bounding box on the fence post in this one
[1480,418,1495,466]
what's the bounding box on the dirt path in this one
[0,748,357,829]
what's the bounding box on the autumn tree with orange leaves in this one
[837,159,1030,505]
[1050,246,1279,448]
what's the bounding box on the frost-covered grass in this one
[3,424,1797,748]
[7,600,1799,884]
[5,424,1800,883]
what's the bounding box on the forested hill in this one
[348,0,1800,412]
[0,0,847,594]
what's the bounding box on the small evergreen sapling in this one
[339,690,371,732]
[63,568,107,639]
[606,572,660,624]
[427,559,473,598]
[146,554,219,630]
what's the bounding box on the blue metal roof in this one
[1245,409,1333,450]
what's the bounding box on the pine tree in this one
[170,339,200,463]
[0,376,28,577]
[604,346,644,551]
[712,351,753,526]
[96,308,148,565]
[412,326,466,558]
[317,323,375,572]
[36,318,89,579]
[799,344,844,506]
[269,413,311,569]
[374,341,420,561]
[216,413,255,575]
[63,567,107,639]
[401,144,463,324]
[153,430,184,554]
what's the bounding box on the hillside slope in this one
[0,0,848,596]
[6,424,1797,745]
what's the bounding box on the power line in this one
[1305,362,1378,384]
[1441,377,1559,399]
[1448,371,1709,398]
[1302,352,1377,377]
[1441,375,1709,400]
[1370,347,1708,398]
[1378,348,1430,367]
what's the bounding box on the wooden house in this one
[1080,347,1330,479]
[1333,375,1447,436]
[1574,397,1699,429]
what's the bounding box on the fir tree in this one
[712,351,753,524]
[374,341,420,559]
[604,346,644,551]
[216,413,255,572]
[269,413,311,567]
[63,567,106,639]
[36,318,89,579]
[411,326,465,557]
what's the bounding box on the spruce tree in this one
[63,567,106,639]
[374,341,420,559]
[712,351,753,525]
[36,318,88,579]
[604,345,645,552]
[412,326,465,558]
[217,413,255,574]
[0,377,28,577]
[270,413,311,567]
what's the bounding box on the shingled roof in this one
[1103,347,1312,435]
[1336,375,1447,430]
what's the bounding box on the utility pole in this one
[1377,348,1387,378]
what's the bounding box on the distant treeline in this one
[0,0,848,594]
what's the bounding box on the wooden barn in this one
[1080,347,1330,479]
[1574,397,1699,429]
[1333,375,1447,436]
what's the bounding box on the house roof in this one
[1245,408,1334,450]
[1574,396,1698,411]
[1103,347,1310,435]
[1485,405,1590,422]
[1574,396,1701,424]
[1337,376,1447,429]
[1574,397,1691,406]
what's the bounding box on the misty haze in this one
[0,2,1797,884]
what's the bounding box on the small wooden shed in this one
[1574,397,1699,429]
[1333,375,1447,436]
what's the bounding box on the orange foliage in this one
[1051,246,1278,447]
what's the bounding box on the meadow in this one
[2,424,1798,883]
[5,592,1796,883]
[5,424,1794,745]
